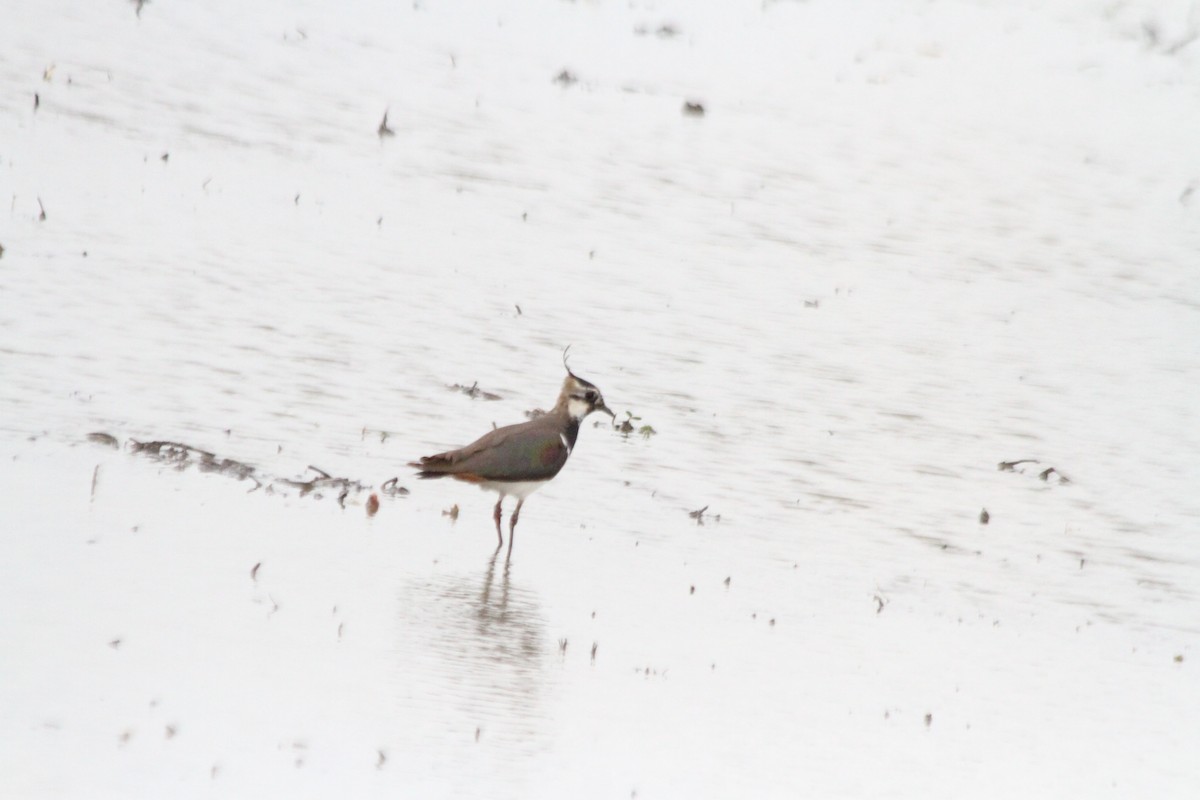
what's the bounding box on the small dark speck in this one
[474,727,481,742]
[723,576,731,588]
[376,749,387,769]
[108,638,122,649]
[378,109,395,138]
[924,713,933,727]
[979,508,990,525]
[160,152,169,162]
[769,618,776,626]
[689,585,695,595]
[1174,654,1184,663]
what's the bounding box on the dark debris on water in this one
[89,434,405,507]
[998,458,1071,484]
[449,381,502,401]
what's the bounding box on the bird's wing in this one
[411,418,570,481]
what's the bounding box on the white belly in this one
[477,479,548,500]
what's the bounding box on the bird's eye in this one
[585,390,597,402]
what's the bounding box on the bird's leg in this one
[493,495,505,547]
[507,498,524,557]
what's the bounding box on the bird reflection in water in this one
[394,547,549,756]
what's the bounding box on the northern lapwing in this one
[409,356,614,552]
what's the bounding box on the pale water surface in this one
[2,1,1199,797]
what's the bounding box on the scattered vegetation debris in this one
[366,493,380,516]
[132,0,147,19]
[558,637,568,655]
[379,477,409,497]
[165,724,177,739]
[524,407,547,419]
[116,435,384,504]
[998,458,1070,484]
[251,562,261,582]
[443,503,459,521]
[33,94,39,111]
[378,109,394,138]
[474,727,481,742]
[90,465,101,502]
[689,585,695,595]
[0,242,4,259]
[617,411,656,438]
[449,381,502,401]
[360,426,392,443]
[924,713,933,727]
[689,505,708,523]
[515,304,522,316]
[1175,654,1184,663]
[553,68,578,86]
[37,197,47,221]
[278,465,369,501]
[979,508,990,525]
[108,638,122,649]
[682,100,705,117]
[633,22,681,38]
[874,594,888,614]
[804,299,820,308]
[723,576,732,588]
[591,642,598,663]
[160,152,169,162]
[1038,466,1070,483]
[376,749,387,769]
[769,618,776,626]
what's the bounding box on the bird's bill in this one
[595,399,616,419]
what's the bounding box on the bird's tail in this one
[408,457,452,479]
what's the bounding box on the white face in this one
[564,376,606,421]
[566,394,594,420]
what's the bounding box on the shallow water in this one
[3,0,1200,797]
